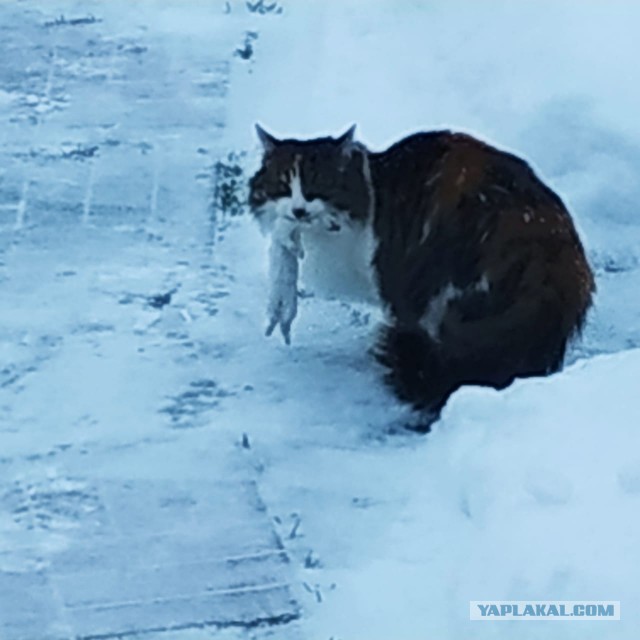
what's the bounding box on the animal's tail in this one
[375,294,580,430]
[375,325,456,429]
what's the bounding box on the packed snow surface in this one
[1,1,639,639]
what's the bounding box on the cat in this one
[248,124,595,428]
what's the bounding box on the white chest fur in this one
[300,220,379,304]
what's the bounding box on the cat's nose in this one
[292,208,307,220]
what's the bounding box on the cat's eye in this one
[275,177,291,196]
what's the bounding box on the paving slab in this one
[0,2,300,639]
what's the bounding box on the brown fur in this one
[370,132,594,422]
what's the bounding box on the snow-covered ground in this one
[223,1,640,638]
[1,1,639,639]
[0,3,300,639]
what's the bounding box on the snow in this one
[217,213,640,638]
[307,351,640,639]
[1,0,639,639]
[222,1,640,638]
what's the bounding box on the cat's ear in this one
[255,124,279,153]
[335,124,356,147]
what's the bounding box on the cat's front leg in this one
[265,224,302,345]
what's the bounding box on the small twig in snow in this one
[288,513,301,539]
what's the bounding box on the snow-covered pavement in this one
[0,3,299,639]
[2,1,640,640]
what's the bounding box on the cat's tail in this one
[375,291,576,431]
[374,324,456,431]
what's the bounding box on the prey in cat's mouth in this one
[281,209,342,231]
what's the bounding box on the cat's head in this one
[248,124,372,234]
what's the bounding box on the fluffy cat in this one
[248,124,594,427]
